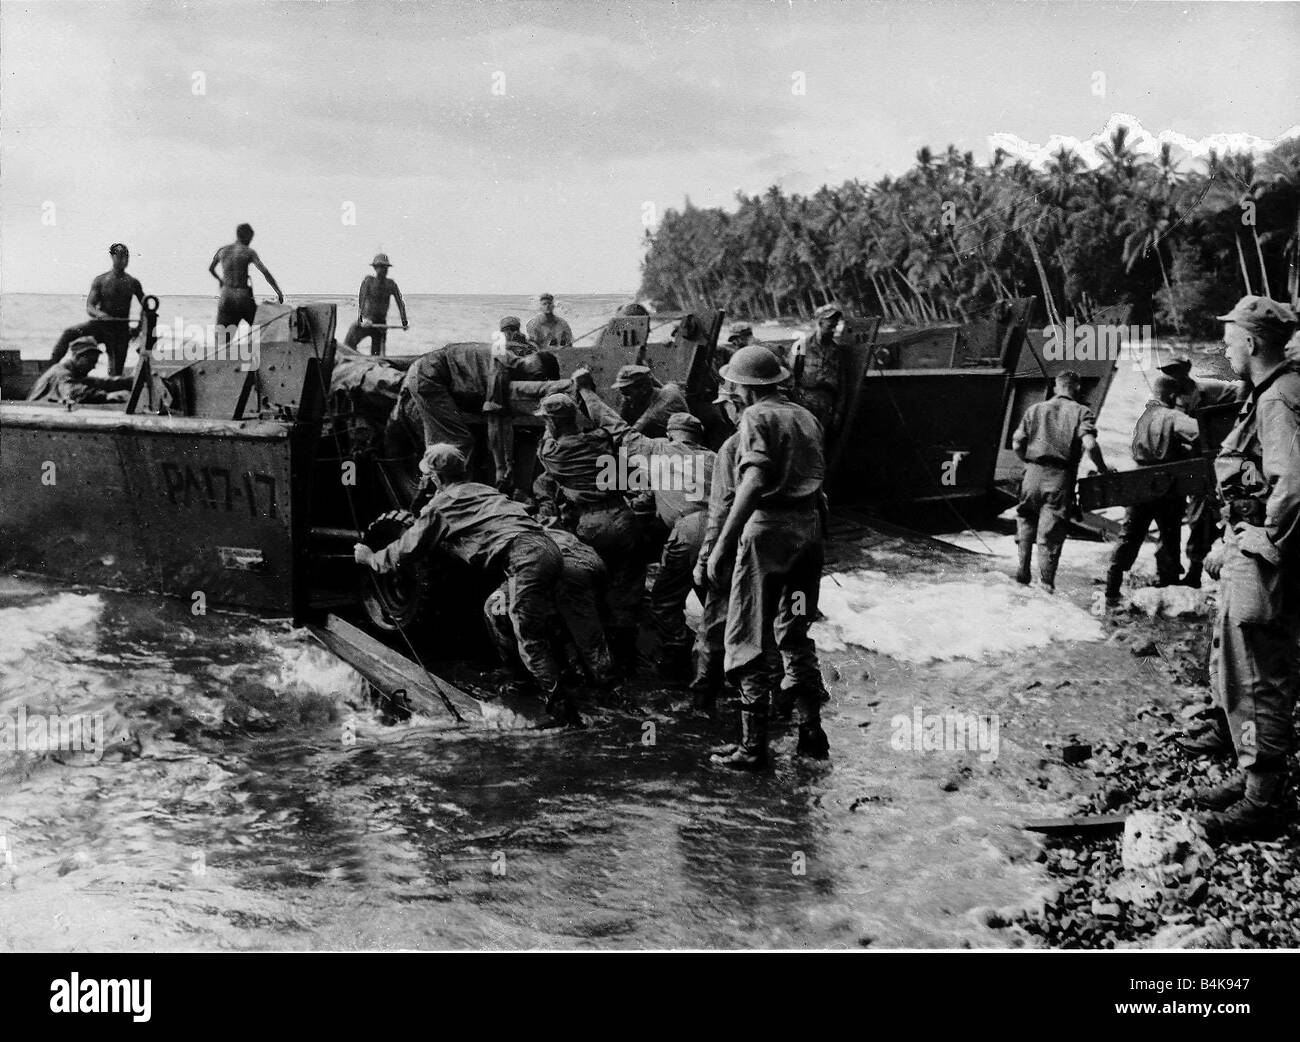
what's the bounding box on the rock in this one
[1120,810,1214,904]
[1183,877,1210,906]
[1103,787,1132,810]
[940,776,960,793]
[1062,743,1092,765]
[1091,900,1122,919]
[1148,922,1230,949]
[825,666,841,682]
[1131,640,1159,657]
[1055,680,1072,689]
[1025,680,1042,689]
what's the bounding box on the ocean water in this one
[1,292,640,364]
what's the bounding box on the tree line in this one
[639,129,1300,338]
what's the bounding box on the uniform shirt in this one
[1214,363,1300,561]
[372,481,541,574]
[1012,393,1098,467]
[632,383,689,439]
[27,362,132,405]
[1132,399,1200,466]
[1176,376,1241,416]
[774,332,843,398]
[580,389,715,527]
[699,433,740,563]
[735,394,825,506]
[539,428,619,507]
[525,313,573,348]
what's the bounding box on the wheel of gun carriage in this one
[359,509,434,633]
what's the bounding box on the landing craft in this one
[0,298,1119,721]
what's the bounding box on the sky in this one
[1,0,1297,297]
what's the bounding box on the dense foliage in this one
[639,131,1300,338]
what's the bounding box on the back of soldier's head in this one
[420,443,467,483]
[236,223,254,244]
[1054,370,1080,395]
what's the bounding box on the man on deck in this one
[526,293,573,348]
[1159,352,1245,588]
[1103,375,1200,603]
[355,443,582,728]
[772,303,845,437]
[1011,370,1111,592]
[535,391,646,678]
[29,338,133,405]
[575,368,716,679]
[705,345,830,769]
[344,254,407,356]
[49,243,146,376]
[609,364,689,440]
[1184,296,1300,842]
[208,224,284,339]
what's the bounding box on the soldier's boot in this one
[1015,542,1033,585]
[1039,543,1063,593]
[1180,562,1203,590]
[772,686,795,722]
[541,684,585,730]
[793,691,830,761]
[1174,709,1234,759]
[1104,565,1125,604]
[1190,774,1246,811]
[1202,769,1288,843]
[709,710,768,771]
[689,656,722,715]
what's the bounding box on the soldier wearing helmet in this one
[704,345,830,768]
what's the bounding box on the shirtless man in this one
[49,243,146,376]
[344,253,408,356]
[208,224,283,341]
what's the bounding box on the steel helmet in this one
[371,253,392,267]
[718,344,790,386]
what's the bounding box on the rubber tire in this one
[359,509,433,633]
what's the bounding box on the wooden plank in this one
[1023,814,1127,836]
[308,614,552,730]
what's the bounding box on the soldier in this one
[1103,375,1200,603]
[704,345,829,769]
[772,303,844,436]
[691,381,746,713]
[535,392,646,676]
[497,316,537,357]
[1185,296,1300,842]
[484,526,618,691]
[354,443,581,727]
[609,364,689,439]
[208,224,283,339]
[574,369,715,679]
[343,254,408,357]
[1011,370,1111,592]
[526,293,573,348]
[1159,352,1245,587]
[49,243,146,376]
[28,338,133,405]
